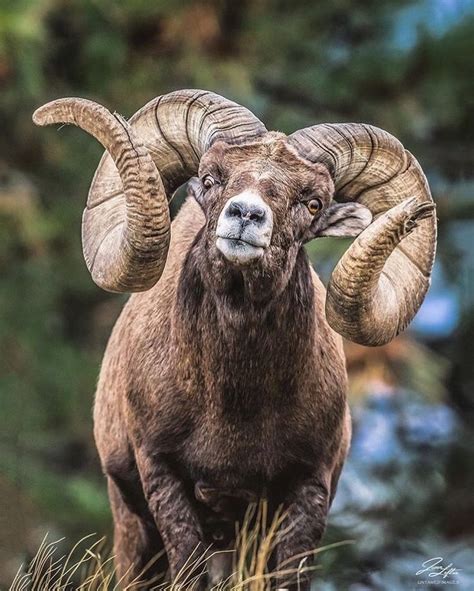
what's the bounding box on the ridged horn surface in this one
[33,90,266,292]
[289,123,437,346]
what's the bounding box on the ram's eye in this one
[202,174,216,190]
[307,198,323,216]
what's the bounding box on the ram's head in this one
[33,90,436,346]
[188,135,372,294]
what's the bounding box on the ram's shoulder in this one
[309,266,345,359]
[126,196,204,310]
[169,196,206,255]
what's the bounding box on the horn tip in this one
[32,97,86,127]
[32,104,50,126]
[32,100,65,126]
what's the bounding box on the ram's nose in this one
[219,192,273,235]
[216,191,274,266]
[226,198,267,224]
[217,191,273,244]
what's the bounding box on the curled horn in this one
[33,90,266,292]
[289,124,437,346]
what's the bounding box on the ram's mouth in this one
[216,236,266,266]
[217,236,262,248]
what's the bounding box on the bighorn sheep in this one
[33,90,436,590]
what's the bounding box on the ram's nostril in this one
[249,208,265,222]
[228,202,243,218]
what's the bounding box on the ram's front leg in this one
[135,448,206,590]
[275,473,330,591]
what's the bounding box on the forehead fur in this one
[200,132,334,199]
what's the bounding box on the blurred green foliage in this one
[0,0,473,586]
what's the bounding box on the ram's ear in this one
[187,176,205,207]
[305,202,372,242]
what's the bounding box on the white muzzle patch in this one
[216,191,273,266]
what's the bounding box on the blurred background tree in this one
[0,0,473,588]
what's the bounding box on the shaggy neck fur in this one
[174,241,316,419]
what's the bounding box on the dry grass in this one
[9,503,352,590]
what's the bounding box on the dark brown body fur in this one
[94,195,351,590]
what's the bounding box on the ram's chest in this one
[180,407,315,491]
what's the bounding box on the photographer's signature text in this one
[416,557,461,580]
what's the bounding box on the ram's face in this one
[190,134,371,287]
